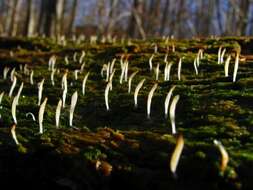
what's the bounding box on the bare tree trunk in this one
[127,0,146,38]
[67,0,78,36]
[106,0,118,36]
[216,0,223,35]
[9,0,22,36]
[55,0,65,38]
[44,0,56,37]
[25,0,35,37]
[159,0,170,35]
[238,0,250,35]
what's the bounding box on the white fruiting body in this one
[37,79,45,105]
[155,64,160,81]
[80,63,85,73]
[233,52,239,82]
[16,82,24,105]
[0,92,4,104]
[164,85,176,118]
[105,82,112,111]
[101,64,107,78]
[224,55,231,77]
[62,88,67,108]
[51,68,56,86]
[147,83,158,119]
[166,63,173,81]
[30,70,34,85]
[26,112,36,121]
[214,139,229,173]
[74,70,79,80]
[218,46,222,64]
[9,75,17,97]
[10,68,16,81]
[124,61,128,82]
[134,78,146,108]
[194,58,198,75]
[178,58,182,81]
[220,48,226,64]
[106,62,110,82]
[55,99,62,128]
[61,72,68,90]
[38,97,48,134]
[79,50,86,64]
[65,56,69,65]
[82,72,90,95]
[11,124,19,145]
[12,95,18,124]
[128,71,139,93]
[3,67,10,79]
[149,54,154,71]
[110,58,116,74]
[69,91,78,127]
[170,134,184,178]
[109,69,116,90]
[170,95,180,134]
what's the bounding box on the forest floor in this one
[0,37,253,190]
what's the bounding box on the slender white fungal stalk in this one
[155,64,160,81]
[119,62,125,84]
[65,56,69,65]
[164,54,168,62]
[224,55,231,77]
[214,139,229,173]
[110,58,116,74]
[51,68,56,86]
[0,92,4,104]
[170,134,184,178]
[55,99,62,128]
[80,63,85,73]
[196,54,200,67]
[38,97,48,134]
[79,50,86,64]
[3,67,10,79]
[233,52,239,82]
[105,82,112,111]
[220,48,226,64]
[166,63,173,81]
[198,49,204,59]
[164,62,168,81]
[101,64,107,78]
[62,88,67,108]
[10,124,19,145]
[147,83,158,119]
[178,58,182,81]
[26,112,36,121]
[61,72,68,90]
[109,69,116,90]
[69,91,78,127]
[10,68,16,81]
[16,82,24,105]
[74,70,79,80]
[82,72,90,95]
[149,54,154,71]
[73,52,77,62]
[30,70,34,85]
[24,64,29,75]
[12,95,18,124]
[194,58,198,75]
[218,46,222,64]
[128,71,139,93]
[170,95,180,134]
[9,76,17,97]
[37,79,45,105]
[120,54,124,70]
[106,62,110,82]
[124,61,128,82]
[164,86,176,118]
[153,43,158,53]
[134,78,146,108]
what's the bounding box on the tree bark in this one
[159,0,170,35]
[25,0,35,37]
[67,0,78,36]
[9,0,22,36]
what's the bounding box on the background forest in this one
[0,0,252,39]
